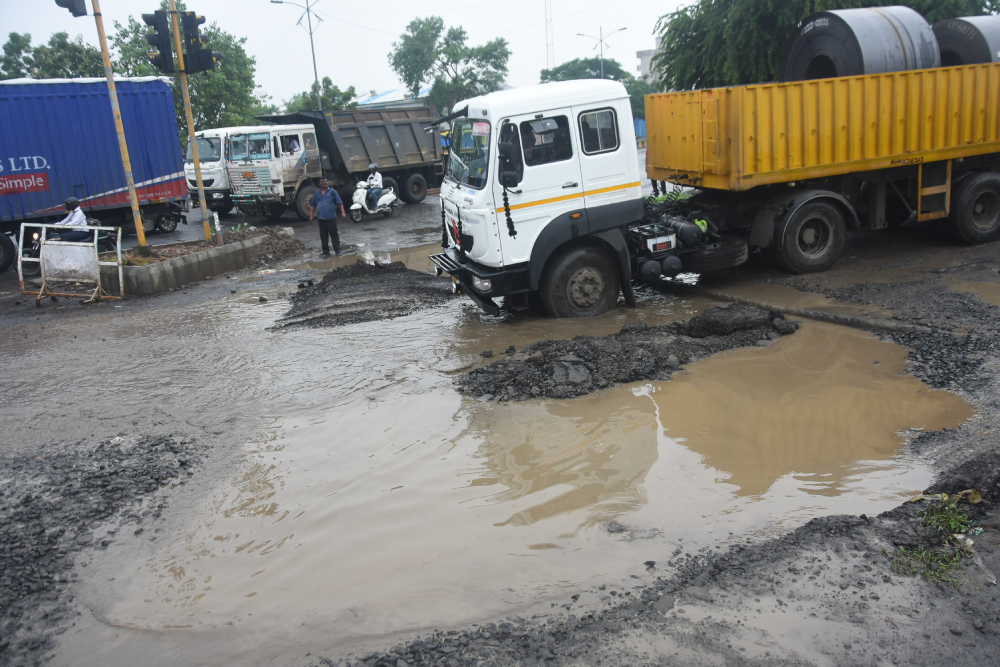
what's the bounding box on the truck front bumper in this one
[429,248,529,316]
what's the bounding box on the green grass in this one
[922,499,972,535]
[891,545,972,587]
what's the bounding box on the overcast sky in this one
[8,0,687,104]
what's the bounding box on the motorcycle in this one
[349,181,397,222]
[20,221,119,278]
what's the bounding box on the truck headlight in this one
[472,276,492,292]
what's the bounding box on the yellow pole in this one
[91,0,146,247]
[168,0,213,244]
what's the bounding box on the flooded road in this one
[46,279,971,665]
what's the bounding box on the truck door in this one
[493,111,582,265]
[278,131,305,189]
[574,106,639,226]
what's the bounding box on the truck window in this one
[446,119,490,189]
[579,109,619,155]
[281,135,301,153]
[230,135,248,160]
[303,133,317,150]
[248,132,271,160]
[185,137,221,163]
[519,116,572,167]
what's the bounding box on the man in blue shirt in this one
[309,178,346,256]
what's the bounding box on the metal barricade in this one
[18,223,124,304]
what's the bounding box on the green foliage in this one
[539,56,658,120]
[388,16,510,114]
[0,32,102,80]
[653,0,1000,91]
[284,77,357,113]
[891,545,972,587]
[922,499,972,535]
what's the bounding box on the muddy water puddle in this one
[951,281,1000,306]
[58,301,972,666]
[238,243,441,284]
[689,279,892,319]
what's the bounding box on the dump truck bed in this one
[645,62,1000,191]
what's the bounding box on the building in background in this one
[636,37,663,83]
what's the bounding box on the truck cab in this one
[185,128,231,214]
[224,124,322,220]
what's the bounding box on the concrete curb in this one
[660,283,935,335]
[100,234,276,297]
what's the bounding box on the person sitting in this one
[57,197,93,242]
[366,163,383,208]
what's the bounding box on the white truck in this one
[430,80,747,318]
[184,127,236,215]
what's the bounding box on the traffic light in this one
[142,11,174,74]
[55,0,88,17]
[181,12,221,73]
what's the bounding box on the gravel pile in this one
[0,434,206,666]
[459,304,798,401]
[885,331,997,391]
[274,261,452,330]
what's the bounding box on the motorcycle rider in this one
[366,163,382,209]
[57,197,93,242]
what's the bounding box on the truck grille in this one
[188,178,215,188]
[228,166,271,195]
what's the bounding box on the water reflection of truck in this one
[223,107,443,220]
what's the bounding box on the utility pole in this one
[271,0,324,113]
[577,26,627,80]
[545,0,554,70]
[167,0,212,244]
[74,0,149,247]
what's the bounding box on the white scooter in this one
[349,182,397,222]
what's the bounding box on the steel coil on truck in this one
[933,16,1000,66]
[780,6,940,82]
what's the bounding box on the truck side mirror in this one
[501,171,520,188]
[497,142,521,187]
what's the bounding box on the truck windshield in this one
[229,132,271,161]
[185,137,222,164]
[446,120,490,189]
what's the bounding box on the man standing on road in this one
[309,178,346,256]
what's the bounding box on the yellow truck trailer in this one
[645,62,1000,272]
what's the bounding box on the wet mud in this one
[459,304,798,401]
[273,261,452,330]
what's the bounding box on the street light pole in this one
[577,27,627,80]
[271,0,323,113]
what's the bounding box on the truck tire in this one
[296,184,317,221]
[946,172,1000,244]
[403,173,428,204]
[540,246,620,318]
[382,176,399,200]
[770,200,847,273]
[266,204,288,221]
[155,214,178,233]
[680,235,749,273]
[0,233,14,273]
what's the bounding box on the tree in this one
[389,16,510,113]
[540,57,657,120]
[284,77,357,113]
[653,0,1000,91]
[110,1,268,142]
[0,31,102,80]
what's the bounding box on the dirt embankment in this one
[459,304,799,401]
[274,261,452,330]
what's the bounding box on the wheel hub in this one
[797,218,833,258]
[971,191,1000,231]
[568,267,604,309]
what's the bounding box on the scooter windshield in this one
[446,120,490,189]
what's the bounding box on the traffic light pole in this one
[90,0,147,247]
[168,0,213,245]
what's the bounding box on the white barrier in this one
[18,223,124,303]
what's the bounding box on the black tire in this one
[946,172,1000,245]
[680,236,749,273]
[349,208,363,223]
[382,205,394,219]
[215,204,235,216]
[296,184,317,221]
[770,200,847,273]
[266,204,288,221]
[0,233,14,273]
[403,173,428,204]
[540,246,621,318]
[20,247,40,277]
[382,177,399,200]
[155,214,178,233]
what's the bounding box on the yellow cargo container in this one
[644,63,1000,273]
[646,62,1000,190]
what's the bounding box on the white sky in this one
[6,0,687,105]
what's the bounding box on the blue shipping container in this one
[633,118,646,138]
[0,77,187,226]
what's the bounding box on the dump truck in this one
[0,77,187,273]
[646,58,1000,273]
[224,107,444,220]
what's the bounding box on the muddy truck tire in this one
[947,172,1000,244]
[296,184,317,221]
[402,173,428,204]
[540,246,621,318]
[0,233,14,273]
[680,235,749,274]
[770,200,847,273]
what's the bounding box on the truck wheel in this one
[540,246,620,318]
[771,200,846,273]
[403,173,428,204]
[296,184,317,221]
[680,236,749,273]
[947,172,1000,244]
[350,208,363,223]
[0,233,15,273]
[382,177,399,200]
[155,214,178,233]
[266,204,288,221]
